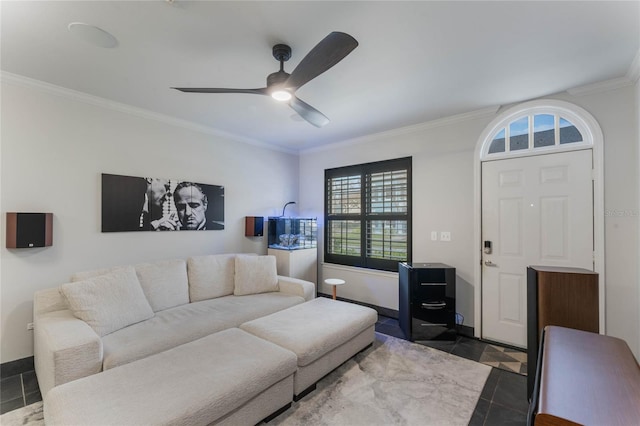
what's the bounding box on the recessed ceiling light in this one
[68,23,118,48]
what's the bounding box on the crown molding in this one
[567,50,640,96]
[0,71,297,155]
[566,76,634,97]
[301,105,500,154]
[626,49,640,83]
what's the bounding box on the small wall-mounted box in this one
[6,212,53,248]
[245,216,264,237]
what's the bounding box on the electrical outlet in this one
[27,322,34,330]
[431,231,438,241]
[440,231,451,241]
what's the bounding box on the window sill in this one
[321,262,399,279]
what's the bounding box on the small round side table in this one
[324,278,346,300]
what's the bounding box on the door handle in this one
[484,260,497,267]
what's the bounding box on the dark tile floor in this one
[2,316,528,426]
[376,315,528,426]
[0,370,41,415]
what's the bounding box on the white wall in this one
[299,109,492,326]
[549,87,639,358]
[0,79,300,362]
[300,86,640,358]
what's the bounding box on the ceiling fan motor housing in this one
[267,70,290,87]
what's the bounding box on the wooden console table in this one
[528,326,640,425]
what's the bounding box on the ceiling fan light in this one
[271,89,292,101]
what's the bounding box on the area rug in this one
[479,343,528,376]
[1,333,490,426]
[270,332,490,425]
[0,400,43,426]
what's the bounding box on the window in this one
[325,157,411,272]
[487,113,584,156]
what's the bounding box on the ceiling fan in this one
[172,32,358,128]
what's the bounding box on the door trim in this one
[473,99,605,338]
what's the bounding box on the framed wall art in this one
[101,173,224,232]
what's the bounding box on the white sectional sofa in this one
[35,252,378,425]
[33,253,315,398]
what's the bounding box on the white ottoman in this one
[45,328,298,426]
[240,297,378,398]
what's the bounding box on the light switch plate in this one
[431,231,438,241]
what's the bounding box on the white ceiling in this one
[2,1,639,152]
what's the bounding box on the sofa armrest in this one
[277,276,316,301]
[34,310,103,399]
[278,275,316,301]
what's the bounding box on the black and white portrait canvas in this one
[101,173,224,232]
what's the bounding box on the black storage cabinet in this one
[399,262,456,341]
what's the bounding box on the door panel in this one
[498,273,524,323]
[482,150,593,347]
[540,196,568,259]
[499,198,523,256]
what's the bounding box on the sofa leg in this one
[294,384,317,401]
[260,402,292,424]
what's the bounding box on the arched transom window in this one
[481,104,593,160]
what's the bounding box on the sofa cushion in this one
[101,292,304,370]
[71,266,124,282]
[60,267,154,337]
[134,259,189,312]
[240,297,378,367]
[34,287,69,316]
[71,260,189,313]
[234,255,278,296]
[187,254,236,302]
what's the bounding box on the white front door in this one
[481,149,594,347]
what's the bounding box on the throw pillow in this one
[187,254,236,302]
[234,255,279,296]
[60,266,154,337]
[134,259,189,312]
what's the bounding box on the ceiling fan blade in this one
[172,87,268,95]
[289,96,330,128]
[285,32,358,91]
